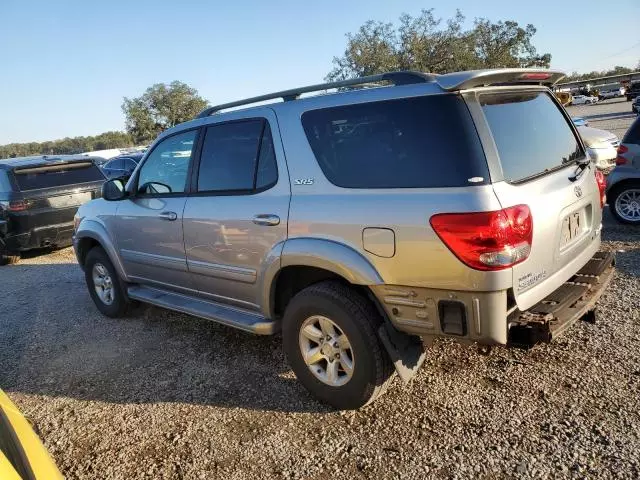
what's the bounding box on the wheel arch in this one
[260,238,384,319]
[75,220,128,281]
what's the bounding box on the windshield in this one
[480,91,585,183]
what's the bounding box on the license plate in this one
[560,211,582,248]
[49,192,91,208]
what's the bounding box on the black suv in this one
[0,155,105,264]
[626,81,640,101]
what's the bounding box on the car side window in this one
[197,119,277,192]
[0,170,13,193]
[137,130,197,195]
[123,158,137,170]
[105,158,123,170]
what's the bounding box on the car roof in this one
[111,152,144,161]
[0,154,100,170]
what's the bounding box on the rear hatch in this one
[10,160,104,231]
[477,90,603,310]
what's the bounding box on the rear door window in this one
[480,91,584,183]
[301,95,489,188]
[13,162,104,190]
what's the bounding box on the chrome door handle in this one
[252,214,280,226]
[158,211,178,221]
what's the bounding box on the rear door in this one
[470,89,602,309]
[182,113,289,311]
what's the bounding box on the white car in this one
[572,95,598,105]
[577,126,620,169]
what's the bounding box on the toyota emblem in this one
[574,186,582,197]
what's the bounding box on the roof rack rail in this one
[196,71,435,118]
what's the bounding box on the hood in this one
[577,126,618,148]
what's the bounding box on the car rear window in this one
[13,162,104,190]
[480,91,584,183]
[301,95,489,188]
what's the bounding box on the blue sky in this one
[0,0,638,144]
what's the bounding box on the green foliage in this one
[327,9,551,81]
[563,65,636,83]
[0,131,134,160]
[122,81,208,144]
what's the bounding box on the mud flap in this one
[378,323,426,384]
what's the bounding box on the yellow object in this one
[554,91,572,106]
[0,390,63,480]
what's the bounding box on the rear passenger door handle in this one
[253,214,280,226]
[158,211,178,221]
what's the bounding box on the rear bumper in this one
[508,250,615,347]
[1,221,75,253]
[371,250,614,348]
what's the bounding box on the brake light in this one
[0,200,31,212]
[430,205,533,271]
[615,145,628,166]
[519,72,551,80]
[595,170,606,208]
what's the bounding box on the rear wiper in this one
[569,159,591,182]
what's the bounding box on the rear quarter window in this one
[0,170,13,193]
[301,95,489,188]
[14,162,104,190]
[480,91,584,183]
[622,116,640,145]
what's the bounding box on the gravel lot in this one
[1,220,639,478]
[566,96,637,139]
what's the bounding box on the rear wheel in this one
[282,281,394,410]
[609,183,640,224]
[84,246,129,316]
[0,254,19,266]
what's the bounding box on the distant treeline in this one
[0,131,134,159]
[562,65,638,83]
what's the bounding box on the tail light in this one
[0,200,32,212]
[430,205,533,271]
[615,145,628,166]
[595,170,606,207]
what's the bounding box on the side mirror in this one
[102,178,127,201]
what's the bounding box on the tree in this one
[563,65,635,83]
[326,9,551,81]
[0,131,134,159]
[122,81,208,143]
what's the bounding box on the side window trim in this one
[190,117,278,197]
[132,127,202,198]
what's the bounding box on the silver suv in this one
[73,69,614,409]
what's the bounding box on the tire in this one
[0,254,19,266]
[84,246,129,317]
[608,183,640,225]
[282,281,394,410]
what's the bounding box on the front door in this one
[183,114,289,311]
[115,128,199,292]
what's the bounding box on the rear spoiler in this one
[436,69,565,91]
[13,161,95,175]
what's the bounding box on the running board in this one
[127,285,278,335]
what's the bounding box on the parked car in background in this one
[632,96,640,114]
[0,389,63,479]
[0,155,104,265]
[572,117,589,127]
[599,88,624,100]
[572,95,598,105]
[577,126,620,170]
[101,152,144,179]
[607,115,640,224]
[625,82,640,101]
[73,69,613,409]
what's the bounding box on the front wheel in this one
[609,184,640,224]
[84,246,130,316]
[282,281,394,410]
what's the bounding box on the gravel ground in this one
[0,211,639,479]
[566,97,637,139]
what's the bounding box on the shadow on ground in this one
[0,262,328,414]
